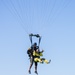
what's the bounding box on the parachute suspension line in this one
[22,0,31,33]
[9,0,23,24]
[21,0,32,33]
[1,0,27,33]
[40,0,56,27]
[46,0,57,24]
[48,0,63,25]
[16,0,29,34]
[39,0,48,30]
[2,0,29,35]
[38,36,41,48]
[61,0,71,10]
[50,0,71,25]
[29,33,41,48]
[28,0,34,33]
[29,33,33,45]
[17,0,32,35]
[1,0,15,17]
[9,0,29,35]
[37,0,44,32]
[17,0,23,18]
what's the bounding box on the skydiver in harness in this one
[33,49,51,64]
[27,34,51,74]
[27,34,41,74]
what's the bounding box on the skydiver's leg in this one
[34,58,43,63]
[34,62,38,75]
[43,59,51,64]
[28,57,34,74]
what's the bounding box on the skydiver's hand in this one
[42,50,44,52]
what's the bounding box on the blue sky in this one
[0,0,75,75]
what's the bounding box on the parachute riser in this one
[29,33,41,49]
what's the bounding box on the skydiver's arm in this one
[38,48,44,53]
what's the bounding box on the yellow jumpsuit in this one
[33,51,50,64]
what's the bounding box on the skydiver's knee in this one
[34,58,38,62]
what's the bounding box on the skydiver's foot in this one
[40,60,43,64]
[28,70,31,74]
[41,61,44,64]
[48,59,51,64]
[35,71,38,75]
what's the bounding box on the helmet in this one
[34,42,37,46]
